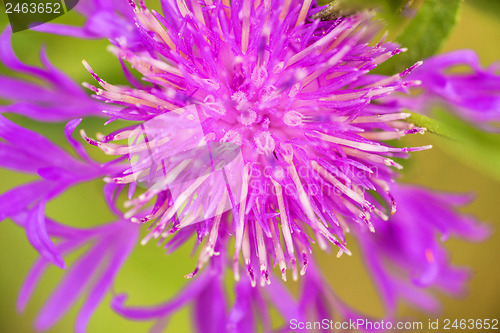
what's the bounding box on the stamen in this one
[341,146,403,170]
[352,113,411,124]
[287,163,318,229]
[269,217,287,281]
[242,226,256,287]
[241,0,251,54]
[190,0,206,25]
[176,0,189,17]
[366,61,423,88]
[286,19,351,68]
[295,0,312,27]
[271,178,296,270]
[279,0,292,21]
[185,190,227,279]
[254,222,270,286]
[234,164,250,281]
[312,161,370,210]
[153,174,211,236]
[313,131,423,153]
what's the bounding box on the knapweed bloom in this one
[397,50,500,130]
[81,0,432,286]
[0,0,496,331]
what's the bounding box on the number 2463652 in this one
[5,2,62,14]
[443,319,498,330]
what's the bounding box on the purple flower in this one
[0,0,495,332]
[396,50,500,130]
[111,255,229,333]
[356,184,489,315]
[110,254,344,333]
[0,115,123,268]
[31,0,140,42]
[13,183,487,332]
[81,0,434,287]
[14,216,139,333]
[0,29,106,121]
[107,184,488,332]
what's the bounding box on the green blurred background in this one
[0,1,499,332]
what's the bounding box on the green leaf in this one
[316,0,408,19]
[405,111,452,138]
[433,109,500,182]
[377,0,462,74]
[469,0,500,17]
